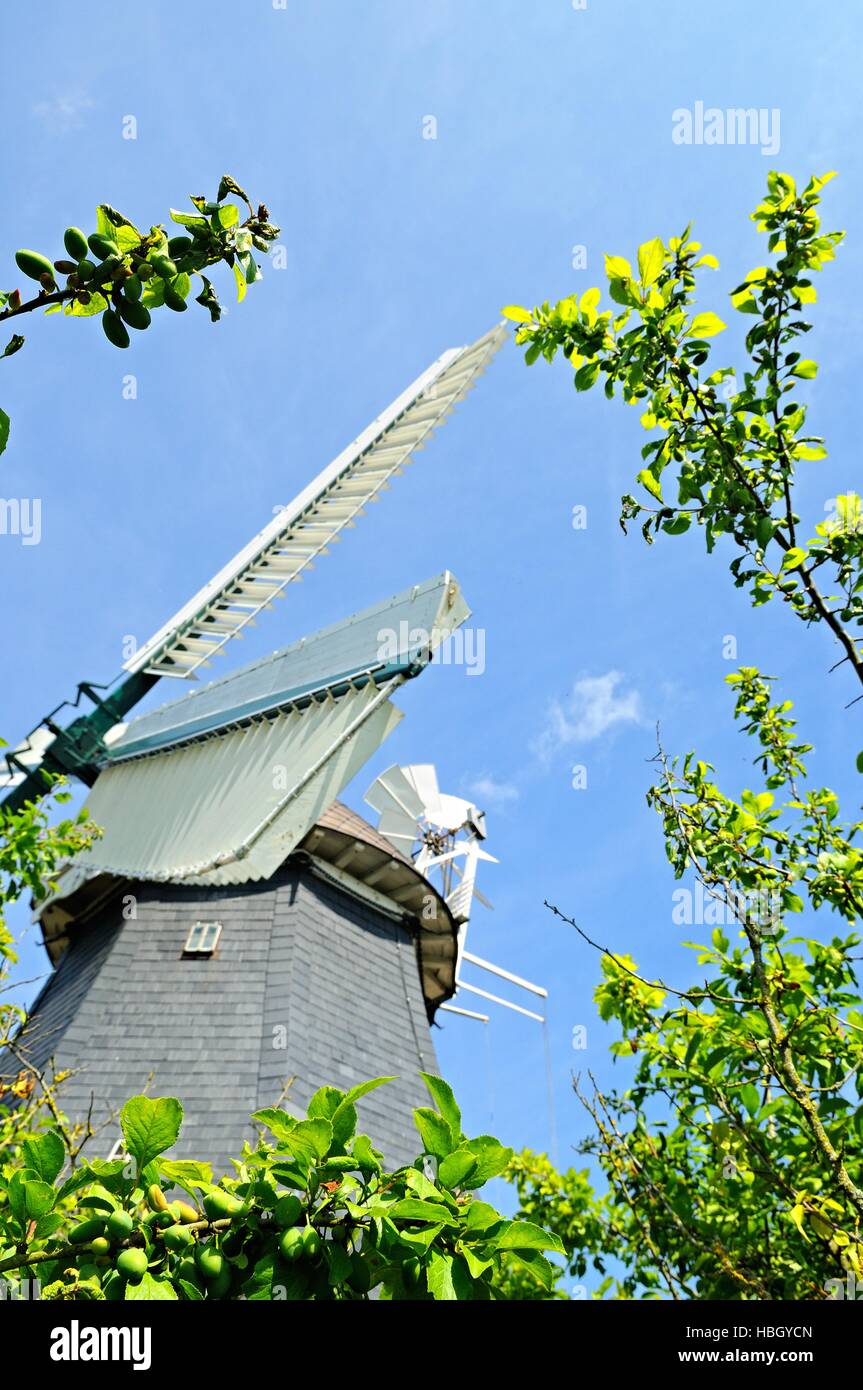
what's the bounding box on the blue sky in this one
[2,1,861,1270]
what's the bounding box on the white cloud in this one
[463,775,520,811]
[32,93,95,134]
[534,671,644,762]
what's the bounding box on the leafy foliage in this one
[0,1075,563,1300]
[0,175,278,454]
[504,170,862,691]
[502,172,863,1300]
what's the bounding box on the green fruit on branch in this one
[124,273,142,301]
[68,1217,107,1245]
[145,1183,166,1210]
[15,249,55,282]
[76,258,97,283]
[150,253,178,280]
[301,1226,321,1260]
[102,1270,126,1301]
[163,282,188,312]
[136,261,154,280]
[220,1228,245,1257]
[89,1236,111,1257]
[88,232,118,260]
[96,255,123,280]
[105,1209,134,1241]
[102,308,130,349]
[167,235,193,257]
[174,1201,200,1225]
[202,1190,243,1221]
[402,1256,422,1289]
[64,227,89,259]
[117,297,151,331]
[176,1255,202,1288]
[274,1193,303,1228]
[195,1244,226,1281]
[279,1227,305,1263]
[116,1248,148,1284]
[207,1265,232,1300]
[163,1223,194,1252]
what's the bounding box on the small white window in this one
[183,921,222,956]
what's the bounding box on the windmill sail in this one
[127,323,506,680]
[39,574,469,899]
[0,325,505,812]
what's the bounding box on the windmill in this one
[1,325,524,1173]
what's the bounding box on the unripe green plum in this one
[116,1248,148,1284]
[274,1193,302,1228]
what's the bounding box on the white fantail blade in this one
[127,324,507,680]
[401,764,442,816]
[376,809,422,851]
[365,764,427,823]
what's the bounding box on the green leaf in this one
[637,238,664,287]
[689,311,726,338]
[22,1129,65,1184]
[9,1174,55,1223]
[215,204,239,229]
[120,1095,183,1174]
[65,292,108,318]
[507,1248,556,1291]
[465,1200,504,1235]
[637,468,663,502]
[454,1136,513,1186]
[856,752,863,774]
[494,1220,566,1255]
[125,1272,178,1301]
[605,254,633,281]
[389,1198,457,1225]
[608,277,641,309]
[326,1242,352,1286]
[330,1100,358,1148]
[157,1158,213,1194]
[438,1149,478,1190]
[574,359,600,392]
[280,1118,333,1165]
[170,272,192,302]
[141,279,165,309]
[426,1250,458,1300]
[419,1072,462,1137]
[501,305,533,323]
[351,1134,382,1174]
[740,1083,761,1117]
[756,515,775,548]
[413,1107,455,1159]
[170,209,210,230]
[0,408,9,456]
[343,1076,395,1106]
[781,547,807,571]
[307,1086,344,1122]
[232,259,247,303]
[791,359,818,379]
